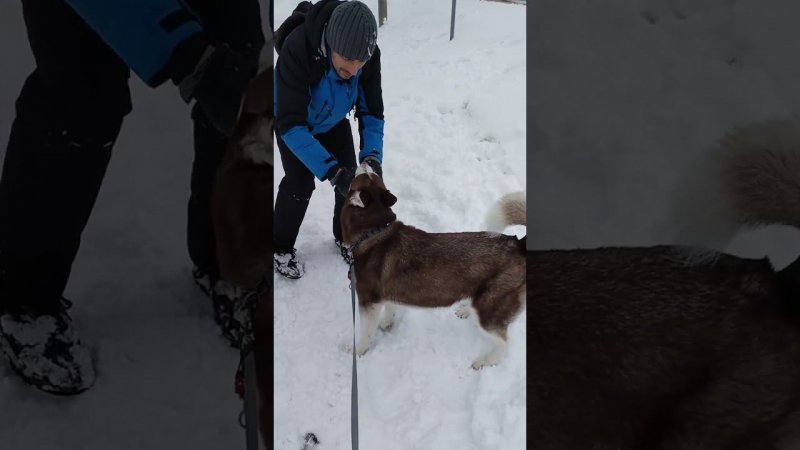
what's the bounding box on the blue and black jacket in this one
[62,0,264,87]
[275,0,385,180]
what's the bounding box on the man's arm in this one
[62,0,201,87]
[275,29,339,180]
[355,45,384,164]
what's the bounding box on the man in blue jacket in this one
[274,0,384,279]
[0,0,267,395]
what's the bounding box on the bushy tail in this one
[485,191,526,231]
[716,120,800,229]
[673,119,800,253]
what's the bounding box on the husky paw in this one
[455,303,471,319]
[355,341,371,356]
[471,355,500,370]
[341,341,371,357]
[379,318,394,332]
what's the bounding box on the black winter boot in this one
[274,250,304,279]
[0,298,95,395]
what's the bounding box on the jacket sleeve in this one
[63,0,202,87]
[275,29,339,180]
[356,45,385,163]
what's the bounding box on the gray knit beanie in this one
[325,1,378,61]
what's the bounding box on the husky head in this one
[340,161,397,245]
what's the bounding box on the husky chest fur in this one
[340,162,526,369]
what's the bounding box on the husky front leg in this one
[471,328,508,370]
[379,303,397,331]
[355,303,382,356]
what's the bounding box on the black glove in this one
[362,156,383,178]
[178,43,257,137]
[327,166,355,197]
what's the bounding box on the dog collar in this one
[350,221,394,254]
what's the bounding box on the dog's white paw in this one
[471,354,500,370]
[455,303,471,319]
[379,317,394,332]
[355,341,371,356]
[341,341,371,357]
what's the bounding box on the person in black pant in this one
[0,0,267,395]
[273,0,384,279]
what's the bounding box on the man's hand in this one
[328,166,355,197]
[179,44,256,137]
[362,156,382,178]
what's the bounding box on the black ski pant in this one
[0,0,264,313]
[274,119,357,254]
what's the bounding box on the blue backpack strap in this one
[63,0,202,87]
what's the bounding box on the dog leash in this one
[233,288,263,450]
[348,263,360,450]
[240,341,259,450]
[345,225,394,450]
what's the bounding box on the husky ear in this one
[381,190,397,207]
[349,190,371,208]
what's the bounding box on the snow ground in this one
[273,0,526,448]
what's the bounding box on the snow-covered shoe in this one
[275,250,304,279]
[335,240,354,265]
[192,267,231,332]
[212,281,258,348]
[0,299,95,395]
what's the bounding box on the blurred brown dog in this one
[208,65,274,446]
[340,162,526,369]
[528,120,800,449]
[211,67,273,292]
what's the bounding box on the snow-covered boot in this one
[0,298,95,395]
[193,266,230,331]
[212,281,259,349]
[274,250,304,279]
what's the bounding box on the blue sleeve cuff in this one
[358,115,384,163]
[281,126,338,180]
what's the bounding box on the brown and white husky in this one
[340,163,526,369]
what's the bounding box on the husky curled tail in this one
[717,120,800,229]
[485,191,527,251]
[674,119,800,259]
[485,191,526,230]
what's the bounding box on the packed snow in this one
[273,0,526,448]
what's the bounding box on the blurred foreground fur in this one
[209,65,274,445]
[528,120,800,449]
